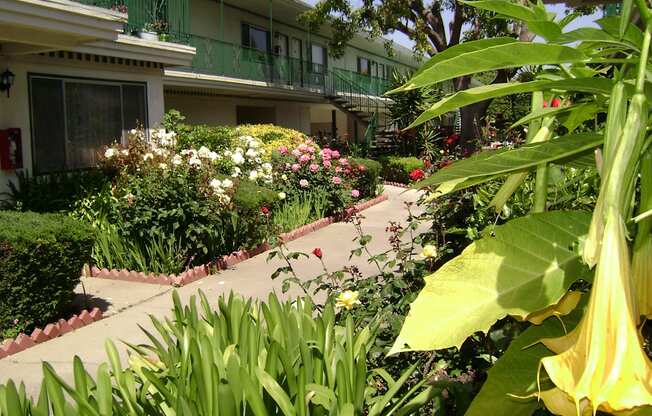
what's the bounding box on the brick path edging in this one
[0,308,103,360]
[383,181,411,189]
[90,193,389,286]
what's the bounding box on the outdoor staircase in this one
[325,71,398,155]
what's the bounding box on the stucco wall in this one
[164,92,312,133]
[0,53,165,195]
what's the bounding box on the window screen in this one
[29,75,147,173]
[358,57,370,75]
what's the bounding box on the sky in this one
[302,0,602,50]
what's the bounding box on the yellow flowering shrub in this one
[234,124,313,157]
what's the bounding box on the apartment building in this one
[0,0,416,190]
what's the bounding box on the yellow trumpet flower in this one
[538,211,652,415]
[336,291,361,310]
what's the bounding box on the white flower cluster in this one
[208,178,234,205]
[178,146,220,168]
[227,136,272,184]
[150,128,177,148]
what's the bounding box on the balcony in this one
[174,33,392,97]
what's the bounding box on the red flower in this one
[409,168,425,181]
[445,133,460,145]
[260,206,270,215]
[358,165,366,172]
[543,100,549,108]
[551,98,562,108]
[312,247,323,258]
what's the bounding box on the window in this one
[357,57,370,76]
[378,63,385,79]
[29,75,147,173]
[370,61,378,77]
[274,33,288,56]
[242,23,270,53]
[311,44,326,73]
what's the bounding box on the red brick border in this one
[90,193,389,286]
[383,181,411,189]
[0,308,103,359]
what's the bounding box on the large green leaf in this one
[460,0,545,21]
[414,133,602,189]
[389,38,518,91]
[510,103,600,130]
[464,303,585,416]
[393,43,585,93]
[389,211,592,354]
[554,28,638,49]
[408,78,613,127]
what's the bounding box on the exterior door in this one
[290,38,303,87]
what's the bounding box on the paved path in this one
[0,185,420,397]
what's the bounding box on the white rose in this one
[249,140,260,149]
[246,148,257,158]
[158,163,168,170]
[208,151,219,161]
[188,156,202,167]
[172,155,182,166]
[249,170,258,180]
[104,148,117,158]
[232,167,241,177]
[209,179,222,189]
[143,153,153,161]
[278,192,286,200]
[281,174,288,180]
[262,163,272,171]
[198,146,211,158]
[221,179,233,188]
[231,152,245,165]
[120,149,129,156]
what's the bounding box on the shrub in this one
[0,211,94,338]
[235,124,308,157]
[379,156,425,184]
[350,158,382,198]
[4,170,111,213]
[174,124,236,153]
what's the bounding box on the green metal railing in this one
[76,0,189,35]
[333,68,392,97]
[327,69,389,129]
[183,34,327,89]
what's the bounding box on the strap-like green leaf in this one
[393,43,585,93]
[390,211,592,354]
[414,133,603,189]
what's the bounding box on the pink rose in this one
[331,150,340,159]
[299,154,311,164]
[323,160,332,168]
[331,176,342,185]
[291,163,301,172]
[278,146,289,155]
[306,146,316,154]
[298,143,308,152]
[339,158,349,166]
[335,166,342,173]
[299,179,310,188]
[292,149,302,157]
[309,163,319,173]
[321,149,332,160]
[351,189,360,198]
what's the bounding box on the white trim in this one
[72,35,196,67]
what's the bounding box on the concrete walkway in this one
[0,185,420,397]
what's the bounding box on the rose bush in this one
[271,139,363,215]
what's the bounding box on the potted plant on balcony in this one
[139,22,159,41]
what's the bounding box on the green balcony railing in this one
[332,68,392,97]
[182,33,328,90]
[75,0,189,36]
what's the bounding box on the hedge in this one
[351,158,382,198]
[0,211,95,338]
[378,156,425,184]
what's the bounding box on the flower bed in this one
[89,193,388,286]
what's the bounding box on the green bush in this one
[351,158,382,198]
[378,156,425,184]
[4,170,111,213]
[0,211,94,338]
[174,124,236,152]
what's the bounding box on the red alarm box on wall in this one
[0,128,23,170]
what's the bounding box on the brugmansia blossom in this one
[537,211,652,414]
[336,291,361,310]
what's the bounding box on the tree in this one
[300,0,536,142]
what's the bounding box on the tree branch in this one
[449,1,464,46]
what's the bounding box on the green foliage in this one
[0,292,433,414]
[390,211,592,354]
[0,211,94,338]
[379,156,425,184]
[3,170,111,213]
[350,158,382,198]
[272,192,329,232]
[174,124,236,153]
